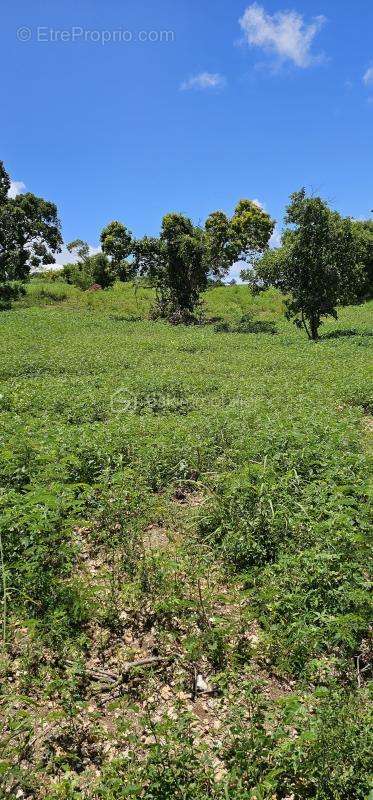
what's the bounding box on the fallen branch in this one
[68,656,173,691]
[113,656,173,687]
[356,654,372,688]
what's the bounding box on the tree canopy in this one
[0,162,62,281]
[0,160,62,307]
[351,219,373,299]
[100,220,134,281]
[243,189,366,339]
[134,201,274,320]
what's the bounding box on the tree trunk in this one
[310,316,319,340]
[301,310,311,340]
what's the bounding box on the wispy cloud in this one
[8,180,26,198]
[180,72,226,91]
[239,3,326,69]
[363,67,373,86]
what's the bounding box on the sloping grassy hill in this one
[18,279,284,322]
[1,284,372,798]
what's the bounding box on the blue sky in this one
[1,1,372,276]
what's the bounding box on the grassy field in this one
[0,281,372,798]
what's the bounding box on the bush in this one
[62,254,116,290]
[213,313,277,334]
[214,320,231,332]
[31,268,64,282]
[223,689,373,799]
[0,281,26,310]
[35,287,68,303]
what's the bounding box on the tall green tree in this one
[245,190,365,340]
[0,161,62,307]
[100,220,133,281]
[134,201,274,321]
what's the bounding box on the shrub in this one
[213,313,277,334]
[223,689,373,799]
[214,320,230,332]
[35,287,68,303]
[0,281,26,310]
[233,313,277,334]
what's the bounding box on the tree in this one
[64,240,115,289]
[100,221,134,281]
[0,161,62,307]
[85,253,116,288]
[0,165,62,280]
[134,201,274,321]
[351,219,373,299]
[0,161,10,204]
[245,190,366,340]
[67,239,90,262]
[240,247,286,292]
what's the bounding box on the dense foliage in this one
[0,161,62,307]
[243,190,367,339]
[100,220,134,281]
[134,201,274,320]
[352,218,373,299]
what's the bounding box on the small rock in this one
[160,685,172,700]
[196,674,211,693]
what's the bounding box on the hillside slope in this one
[0,288,372,798]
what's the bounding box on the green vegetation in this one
[100,220,134,282]
[133,201,274,321]
[0,161,62,308]
[62,241,117,290]
[352,219,373,299]
[1,155,369,341]
[243,189,369,340]
[0,281,372,798]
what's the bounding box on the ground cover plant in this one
[0,282,372,798]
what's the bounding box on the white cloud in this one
[180,72,226,91]
[50,243,101,270]
[8,180,26,198]
[269,224,282,248]
[252,198,265,209]
[239,3,326,68]
[88,245,101,256]
[363,67,373,86]
[225,260,246,283]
